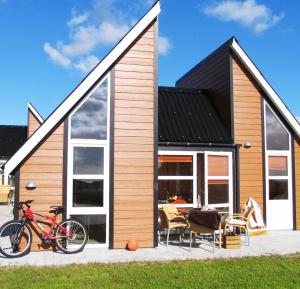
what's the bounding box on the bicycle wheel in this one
[55,218,87,254]
[0,221,32,258]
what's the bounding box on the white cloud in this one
[44,0,171,74]
[74,55,100,74]
[43,43,71,68]
[158,36,172,55]
[67,13,89,27]
[203,0,284,33]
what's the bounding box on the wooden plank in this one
[115,158,153,167]
[115,78,154,87]
[114,121,153,130]
[114,136,153,145]
[114,180,153,189]
[114,100,153,109]
[21,164,63,173]
[114,129,153,137]
[115,173,153,181]
[114,114,153,123]
[20,172,63,181]
[115,144,154,152]
[115,71,154,81]
[114,188,154,196]
[116,63,154,73]
[115,85,154,94]
[114,107,153,116]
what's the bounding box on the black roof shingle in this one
[158,87,232,144]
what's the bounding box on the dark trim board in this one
[109,68,115,249]
[234,144,241,213]
[62,117,69,221]
[291,137,296,230]
[13,169,20,220]
[229,52,235,142]
[261,95,267,225]
[153,18,158,247]
[158,146,234,152]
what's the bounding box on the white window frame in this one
[204,151,233,212]
[157,150,233,212]
[158,151,197,208]
[67,73,110,248]
[264,101,292,202]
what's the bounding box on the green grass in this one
[1,255,300,289]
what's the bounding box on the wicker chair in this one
[159,204,188,246]
[222,207,255,246]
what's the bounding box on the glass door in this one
[204,152,233,212]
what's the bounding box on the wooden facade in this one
[27,109,42,138]
[112,21,156,248]
[18,121,64,250]
[231,56,264,212]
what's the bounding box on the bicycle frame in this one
[22,207,73,240]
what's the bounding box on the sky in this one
[0,0,299,125]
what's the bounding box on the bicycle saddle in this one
[49,205,64,214]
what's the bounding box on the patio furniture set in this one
[158,204,254,252]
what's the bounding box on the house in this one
[3,1,300,250]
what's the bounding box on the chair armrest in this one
[169,215,187,222]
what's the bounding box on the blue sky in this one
[0,0,299,125]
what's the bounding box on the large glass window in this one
[265,103,291,204]
[158,155,194,205]
[207,154,230,207]
[268,156,288,176]
[71,79,108,140]
[265,105,289,150]
[71,215,106,244]
[73,179,104,207]
[73,147,104,175]
[68,76,109,247]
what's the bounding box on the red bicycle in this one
[0,200,87,258]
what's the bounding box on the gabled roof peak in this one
[4,1,160,179]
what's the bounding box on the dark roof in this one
[0,126,27,159]
[158,87,232,144]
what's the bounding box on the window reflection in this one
[266,105,289,150]
[71,79,108,140]
[73,147,104,175]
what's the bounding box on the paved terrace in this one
[0,206,300,267]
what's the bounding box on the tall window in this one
[265,103,291,201]
[205,153,232,211]
[68,76,109,246]
[158,154,195,206]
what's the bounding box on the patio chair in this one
[0,185,12,204]
[160,204,188,246]
[222,207,255,246]
[188,210,223,253]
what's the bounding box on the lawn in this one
[1,254,300,289]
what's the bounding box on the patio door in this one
[264,102,293,230]
[203,152,233,212]
[265,153,293,229]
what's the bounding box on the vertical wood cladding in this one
[232,56,264,212]
[19,121,64,250]
[176,46,231,132]
[294,138,300,229]
[113,21,156,248]
[28,110,42,138]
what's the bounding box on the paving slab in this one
[0,230,299,267]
